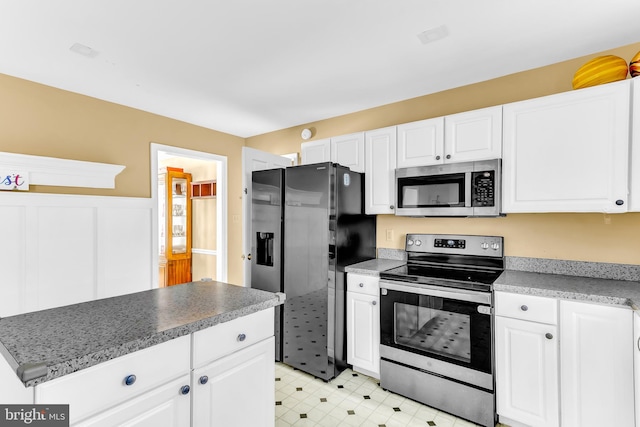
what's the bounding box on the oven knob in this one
[407,239,414,246]
[481,242,489,250]
[415,240,422,246]
[491,242,500,250]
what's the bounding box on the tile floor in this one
[275,362,499,427]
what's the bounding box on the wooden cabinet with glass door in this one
[159,169,192,287]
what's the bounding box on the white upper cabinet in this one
[630,78,640,211]
[502,79,631,213]
[331,132,365,172]
[396,117,444,167]
[301,133,365,172]
[301,138,331,164]
[444,106,502,163]
[365,126,397,214]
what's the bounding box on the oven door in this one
[379,280,493,389]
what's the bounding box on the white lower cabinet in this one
[75,375,191,427]
[346,273,380,378]
[560,300,634,427]
[31,308,276,427]
[496,292,635,427]
[634,312,640,427]
[495,293,559,427]
[192,337,275,427]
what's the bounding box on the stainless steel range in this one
[379,233,504,427]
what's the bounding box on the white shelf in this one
[0,152,125,189]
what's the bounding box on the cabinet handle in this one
[124,374,137,386]
[237,333,247,342]
[446,154,451,159]
[545,333,553,340]
[180,385,191,395]
[359,283,364,288]
[435,155,441,160]
[637,337,640,351]
[372,301,377,306]
[520,305,528,311]
[199,375,209,385]
[616,199,624,206]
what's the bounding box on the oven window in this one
[394,302,470,363]
[397,174,465,208]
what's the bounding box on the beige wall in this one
[0,73,245,285]
[246,41,640,265]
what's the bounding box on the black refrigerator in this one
[250,163,376,381]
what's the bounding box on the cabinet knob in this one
[616,199,624,206]
[435,155,441,160]
[247,254,252,260]
[237,333,247,342]
[180,385,191,395]
[124,374,137,386]
[359,283,364,288]
[389,205,394,210]
[446,154,451,159]
[372,301,377,306]
[199,375,209,385]
[545,333,553,340]
[520,305,528,311]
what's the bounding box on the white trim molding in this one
[0,152,125,189]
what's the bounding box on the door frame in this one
[151,143,228,284]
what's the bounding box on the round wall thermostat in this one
[301,128,312,140]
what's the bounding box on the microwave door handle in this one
[465,172,472,207]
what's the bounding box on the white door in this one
[365,126,397,214]
[444,105,502,163]
[331,132,365,172]
[495,316,559,427]
[192,338,275,427]
[242,147,293,287]
[502,79,630,213]
[560,300,634,427]
[346,291,380,378]
[396,117,444,167]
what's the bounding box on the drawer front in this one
[347,273,380,296]
[192,307,274,368]
[35,334,190,424]
[495,291,558,324]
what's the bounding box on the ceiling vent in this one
[417,26,449,44]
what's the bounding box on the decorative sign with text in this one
[0,170,29,191]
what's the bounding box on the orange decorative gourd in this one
[572,55,628,89]
[630,51,640,78]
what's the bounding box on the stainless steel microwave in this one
[395,159,502,217]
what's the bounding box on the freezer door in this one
[283,163,334,379]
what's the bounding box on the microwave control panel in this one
[471,170,495,207]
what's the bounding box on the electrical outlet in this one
[386,229,394,241]
[233,214,240,223]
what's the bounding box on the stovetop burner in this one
[380,264,501,292]
[380,233,505,293]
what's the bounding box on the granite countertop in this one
[0,281,285,387]
[345,258,406,275]
[495,270,640,310]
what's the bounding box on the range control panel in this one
[406,234,503,258]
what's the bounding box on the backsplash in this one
[376,248,640,282]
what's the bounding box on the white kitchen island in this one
[0,281,285,427]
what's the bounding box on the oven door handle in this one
[380,280,491,305]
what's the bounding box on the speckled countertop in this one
[494,270,640,310]
[345,258,405,275]
[0,281,285,387]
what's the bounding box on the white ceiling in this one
[1,0,640,138]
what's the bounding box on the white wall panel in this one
[0,193,154,317]
[36,206,96,311]
[99,207,153,298]
[0,206,26,317]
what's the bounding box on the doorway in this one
[151,143,228,286]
